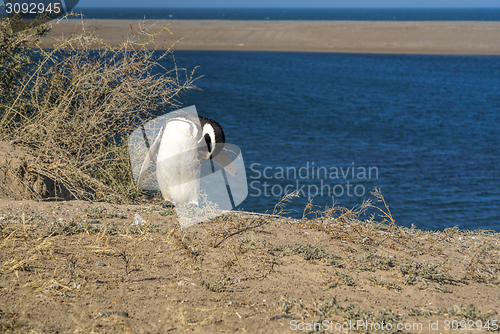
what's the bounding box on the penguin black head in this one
[198,116,225,161]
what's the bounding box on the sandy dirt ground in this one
[1,143,500,333]
[0,200,500,333]
[43,19,500,54]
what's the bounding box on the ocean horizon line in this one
[65,7,500,21]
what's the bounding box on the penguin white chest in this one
[156,120,201,206]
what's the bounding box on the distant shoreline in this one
[44,19,500,54]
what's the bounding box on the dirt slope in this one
[0,198,499,333]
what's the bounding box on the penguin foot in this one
[161,200,176,209]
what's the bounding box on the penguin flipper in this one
[212,149,237,176]
[137,124,166,187]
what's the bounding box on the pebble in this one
[177,280,195,286]
[95,262,106,267]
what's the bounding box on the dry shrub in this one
[0,15,196,202]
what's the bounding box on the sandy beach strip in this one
[44,19,500,55]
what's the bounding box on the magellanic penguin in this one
[137,114,237,208]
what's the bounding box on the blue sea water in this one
[162,51,500,232]
[61,7,500,231]
[72,7,500,21]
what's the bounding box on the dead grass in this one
[0,14,196,203]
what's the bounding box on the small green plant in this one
[201,277,229,293]
[332,269,355,286]
[286,297,403,326]
[239,239,284,252]
[85,207,125,220]
[43,220,119,237]
[406,304,497,322]
[398,260,449,284]
[368,275,402,291]
[159,207,176,216]
[127,223,159,234]
[353,252,394,271]
[287,243,339,266]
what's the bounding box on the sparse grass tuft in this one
[287,243,339,266]
[239,238,284,253]
[398,260,449,284]
[159,207,176,216]
[406,304,497,322]
[201,277,230,293]
[353,251,394,271]
[332,269,355,286]
[368,275,402,291]
[285,297,403,325]
[85,207,126,220]
[43,220,119,237]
